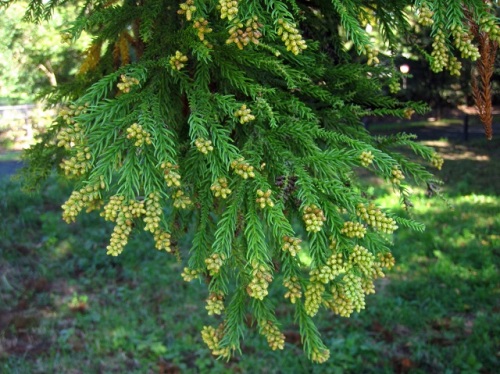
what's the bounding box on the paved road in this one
[0,161,23,180]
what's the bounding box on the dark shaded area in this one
[366,108,500,142]
[374,120,500,142]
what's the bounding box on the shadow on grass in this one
[423,137,500,197]
[362,194,500,373]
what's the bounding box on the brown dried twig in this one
[468,11,498,140]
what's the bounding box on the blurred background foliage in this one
[348,7,500,113]
[0,0,89,105]
[1,3,498,110]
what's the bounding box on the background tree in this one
[5,0,499,363]
[0,1,87,104]
[391,5,500,114]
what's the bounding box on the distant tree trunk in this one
[38,61,57,87]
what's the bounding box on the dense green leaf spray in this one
[10,0,499,362]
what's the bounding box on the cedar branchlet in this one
[15,0,499,363]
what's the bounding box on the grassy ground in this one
[0,150,21,162]
[1,135,499,373]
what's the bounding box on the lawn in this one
[1,135,499,373]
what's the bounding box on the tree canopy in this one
[5,0,499,363]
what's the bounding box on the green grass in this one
[0,150,22,161]
[1,137,499,373]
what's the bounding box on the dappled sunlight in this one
[51,239,73,259]
[377,192,499,219]
[297,248,313,267]
[421,140,490,161]
[432,250,498,281]
[415,197,498,218]
[443,150,490,162]
[424,118,463,127]
[388,248,497,283]
[374,184,500,338]
[456,194,499,205]
[420,139,450,148]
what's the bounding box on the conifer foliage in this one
[9,0,499,363]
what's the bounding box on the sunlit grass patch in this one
[0,150,22,162]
